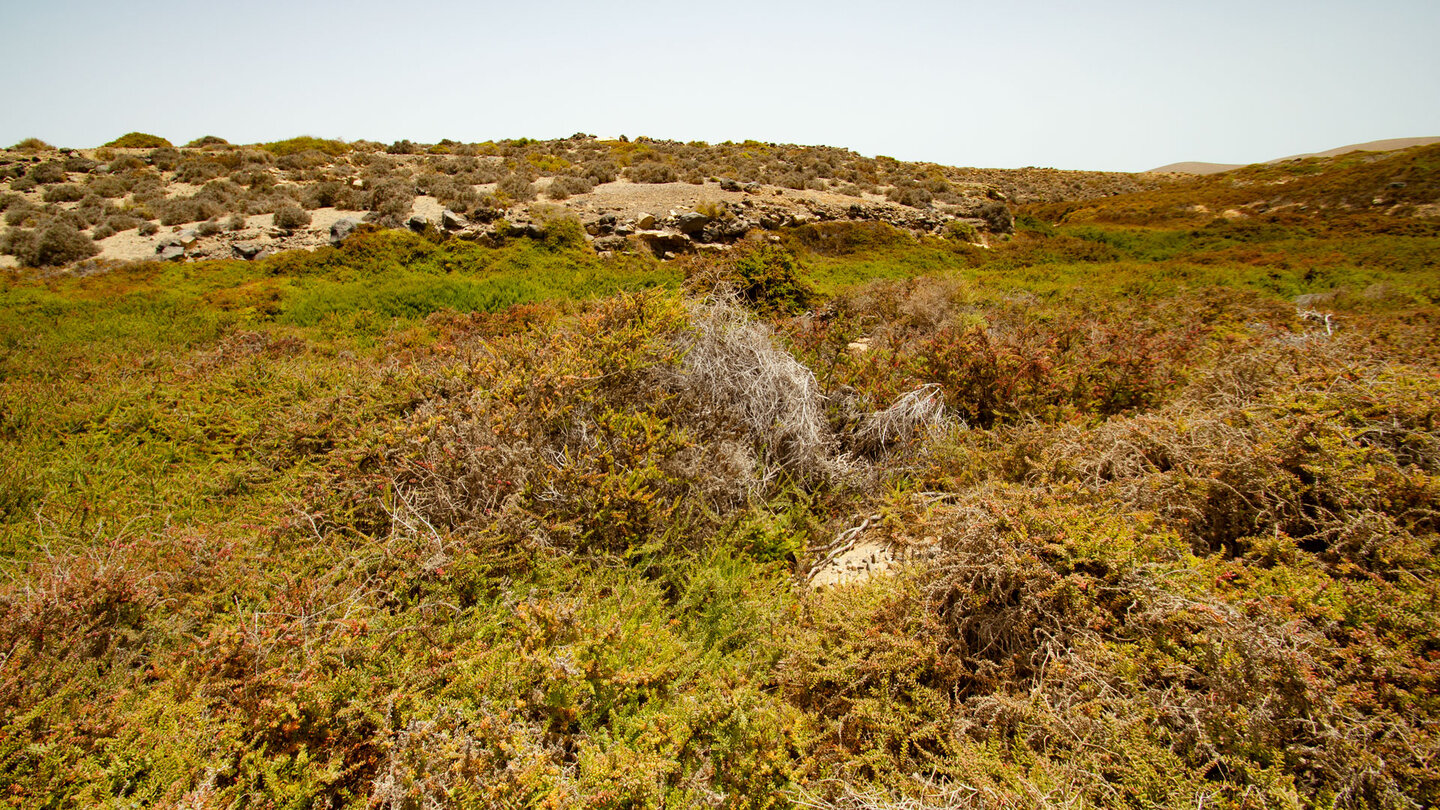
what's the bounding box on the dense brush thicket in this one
[0,211,1436,807]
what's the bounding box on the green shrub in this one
[107,154,146,173]
[147,147,181,171]
[536,209,586,249]
[8,221,100,266]
[545,174,595,200]
[364,178,413,227]
[101,213,144,234]
[175,158,224,184]
[276,150,332,171]
[27,163,67,185]
[10,137,54,151]
[684,244,819,316]
[584,159,619,184]
[272,203,312,231]
[496,173,536,203]
[260,136,350,157]
[85,175,127,198]
[942,219,978,242]
[885,183,933,208]
[158,197,224,226]
[626,161,678,184]
[4,202,36,226]
[185,135,229,148]
[104,132,172,149]
[41,184,85,203]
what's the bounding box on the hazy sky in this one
[3,0,1437,171]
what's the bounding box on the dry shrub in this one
[391,294,846,556]
[785,476,1439,807]
[849,383,948,457]
[672,296,834,484]
[545,174,595,200]
[392,293,735,554]
[1039,334,1440,562]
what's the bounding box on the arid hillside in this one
[0,133,1175,270]
[1035,142,1440,231]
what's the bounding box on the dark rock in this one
[407,215,431,232]
[157,243,185,261]
[441,209,469,230]
[232,242,263,260]
[719,178,742,192]
[330,218,362,246]
[593,235,629,252]
[635,230,693,256]
[587,213,617,236]
[675,212,710,234]
[721,219,753,238]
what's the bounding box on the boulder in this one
[634,230,692,256]
[330,218,362,246]
[719,178,742,192]
[231,242,264,260]
[699,220,750,242]
[592,235,629,252]
[157,243,185,261]
[441,209,469,230]
[634,213,656,230]
[675,212,710,234]
[407,214,430,232]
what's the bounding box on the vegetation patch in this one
[1,139,1437,808]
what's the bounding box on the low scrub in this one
[103,132,173,149]
[0,207,1435,808]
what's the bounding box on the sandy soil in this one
[94,206,371,262]
[562,179,890,221]
[808,540,896,588]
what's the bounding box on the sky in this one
[2,0,1437,172]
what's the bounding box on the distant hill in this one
[1150,137,1440,175]
[1271,136,1440,162]
[1149,161,1245,175]
[1039,141,1440,230]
